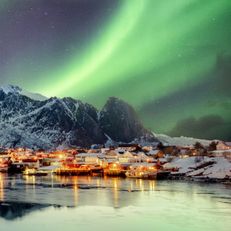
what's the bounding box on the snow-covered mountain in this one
[0,85,47,101]
[0,86,157,149]
[155,133,214,147]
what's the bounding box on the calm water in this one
[0,173,231,231]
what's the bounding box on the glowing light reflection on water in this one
[0,173,231,231]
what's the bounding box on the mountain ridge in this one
[155,133,215,147]
[0,85,157,149]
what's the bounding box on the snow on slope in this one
[0,85,47,101]
[155,133,214,147]
[0,86,104,149]
[164,156,231,179]
[0,85,21,94]
[21,89,47,101]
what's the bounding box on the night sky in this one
[0,0,230,140]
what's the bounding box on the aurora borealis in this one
[0,0,230,140]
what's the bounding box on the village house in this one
[100,148,111,154]
[75,153,105,165]
[117,151,135,163]
[209,150,231,160]
[142,146,153,152]
[216,141,231,150]
[147,149,164,158]
[135,152,154,163]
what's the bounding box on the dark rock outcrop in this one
[99,97,157,143]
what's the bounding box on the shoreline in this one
[1,172,231,185]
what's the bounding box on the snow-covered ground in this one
[155,133,214,147]
[164,156,231,180]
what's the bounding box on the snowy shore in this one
[163,156,231,182]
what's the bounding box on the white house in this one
[118,151,135,163]
[216,141,231,150]
[76,153,105,165]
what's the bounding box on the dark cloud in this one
[214,54,231,96]
[206,99,231,110]
[138,54,231,140]
[169,115,231,141]
[140,54,231,115]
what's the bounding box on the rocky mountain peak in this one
[0,87,158,149]
[0,84,47,101]
[99,97,157,143]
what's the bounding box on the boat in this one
[8,163,25,173]
[0,167,8,173]
[125,165,157,179]
[156,171,171,180]
[54,165,92,176]
[23,168,48,176]
[125,170,157,179]
[89,165,103,176]
[0,164,8,173]
[104,163,126,177]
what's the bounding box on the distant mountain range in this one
[0,85,157,149]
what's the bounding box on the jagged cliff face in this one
[0,86,157,149]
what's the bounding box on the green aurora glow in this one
[0,0,231,139]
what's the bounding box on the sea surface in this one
[0,173,231,231]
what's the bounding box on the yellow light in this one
[0,174,4,201]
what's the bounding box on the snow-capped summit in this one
[0,84,47,101]
[0,87,156,149]
[0,84,21,94]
